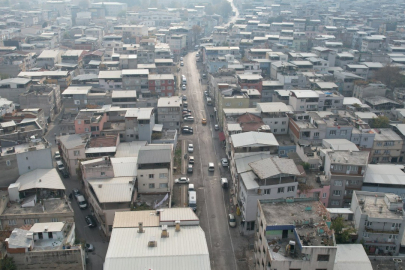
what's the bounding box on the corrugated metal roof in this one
[115,141,147,157]
[249,157,300,179]
[111,157,137,177]
[113,211,160,228]
[85,146,116,154]
[363,164,405,185]
[235,152,271,174]
[104,226,210,270]
[16,168,65,191]
[231,131,279,148]
[160,208,199,223]
[138,145,172,164]
[88,177,134,203]
[240,171,259,190]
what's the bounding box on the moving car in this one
[228,214,236,227]
[208,162,215,171]
[221,178,228,189]
[187,164,193,173]
[54,151,61,160]
[85,243,94,252]
[188,144,194,153]
[221,158,228,167]
[184,116,194,122]
[175,177,190,184]
[182,84,186,90]
[202,118,207,125]
[76,195,87,209]
[85,215,97,228]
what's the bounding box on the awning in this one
[219,132,225,142]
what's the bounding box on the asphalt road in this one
[179,52,239,270]
[45,122,108,270]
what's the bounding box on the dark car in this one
[182,127,193,134]
[85,215,97,228]
[61,169,69,178]
[72,189,80,198]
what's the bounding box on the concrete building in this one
[0,169,74,230]
[157,96,182,130]
[0,97,14,117]
[148,74,175,97]
[122,69,149,93]
[257,103,290,135]
[81,157,136,236]
[231,131,279,157]
[6,222,84,270]
[362,164,405,198]
[238,155,300,233]
[0,78,32,103]
[261,81,284,102]
[137,144,173,194]
[74,110,108,135]
[353,83,387,100]
[370,128,403,164]
[91,2,127,16]
[111,90,137,108]
[255,197,336,270]
[104,208,210,270]
[35,50,62,68]
[124,108,155,143]
[324,150,369,208]
[237,74,263,93]
[350,191,405,255]
[58,133,91,177]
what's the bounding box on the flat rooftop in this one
[355,192,403,220]
[1,198,73,216]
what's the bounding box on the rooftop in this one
[249,157,300,179]
[354,191,403,220]
[334,244,373,270]
[59,133,90,149]
[138,144,172,164]
[2,197,72,216]
[88,177,134,203]
[372,128,402,141]
[14,168,65,191]
[115,141,147,157]
[157,96,182,107]
[363,164,405,186]
[231,131,279,148]
[328,150,369,166]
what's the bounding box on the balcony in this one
[364,240,397,245]
[365,228,400,234]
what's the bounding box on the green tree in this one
[331,217,355,244]
[117,11,126,18]
[373,64,405,90]
[218,0,232,18]
[204,3,214,15]
[191,25,202,43]
[0,257,17,270]
[369,116,390,128]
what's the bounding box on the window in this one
[322,193,327,198]
[275,121,278,124]
[333,190,341,196]
[149,174,154,179]
[101,172,105,176]
[384,141,394,146]
[159,183,168,188]
[382,157,389,161]
[384,150,390,155]
[8,220,16,225]
[392,223,401,228]
[317,254,330,261]
[264,189,271,194]
[73,150,80,156]
[24,219,31,225]
[314,132,319,137]
[365,221,372,226]
[334,180,342,186]
[389,234,398,240]
[348,166,358,172]
[33,219,39,223]
[282,121,286,124]
[364,138,368,141]
[159,173,168,178]
[340,130,347,135]
[334,165,343,171]
[6,160,11,166]
[225,102,231,107]
[288,186,295,192]
[51,218,58,222]
[273,129,277,132]
[277,187,284,193]
[281,129,285,132]
[329,130,336,135]
[374,150,380,154]
[377,142,382,146]
[149,183,155,189]
[363,232,369,238]
[246,221,255,231]
[85,128,89,132]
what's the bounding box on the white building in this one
[91,2,127,16]
[257,102,290,134]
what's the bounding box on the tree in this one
[218,0,232,18]
[204,3,214,15]
[117,11,126,18]
[369,115,390,128]
[191,25,202,43]
[373,64,405,90]
[331,217,355,244]
[0,257,17,270]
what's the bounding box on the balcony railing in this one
[365,228,399,234]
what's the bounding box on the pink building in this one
[75,110,108,135]
[148,74,175,97]
[296,167,331,207]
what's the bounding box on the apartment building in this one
[157,96,182,130]
[35,50,62,68]
[122,69,149,93]
[325,150,369,208]
[237,74,263,93]
[369,128,403,164]
[58,133,91,177]
[124,108,155,143]
[137,145,173,194]
[257,102,290,135]
[0,78,32,103]
[148,74,175,97]
[351,191,405,255]
[74,110,108,135]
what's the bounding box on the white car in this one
[221,158,228,167]
[180,62,184,66]
[228,214,236,227]
[184,116,194,122]
[188,143,194,153]
[182,84,186,90]
[175,177,190,184]
[54,151,61,160]
[180,57,183,61]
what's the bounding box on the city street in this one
[176,52,250,270]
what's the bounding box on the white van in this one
[76,195,87,209]
[208,162,215,172]
[56,161,65,171]
[189,191,197,212]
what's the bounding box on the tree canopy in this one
[331,217,354,244]
[0,257,17,270]
[373,64,405,90]
[369,116,390,128]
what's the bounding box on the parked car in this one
[180,62,184,66]
[187,164,193,173]
[214,124,219,130]
[228,214,236,227]
[85,243,94,252]
[182,108,191,113]
[180,57,183,61]
[182,84,186,90]
[184,116,195,122]
[183,113,192,118]
[182,127,193,134]
[204,91,208,96]
[182,95,187,101]
[61,169,69,178]
[85,215,97,228]
[221,158,228,167]
[188,144,194,153]
[72,189,80,198]
[189,156,195,164]
[221,178,229,189]
[54,151,61,160]
[202,74,206,78]
[175,177,190,184]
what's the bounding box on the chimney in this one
[175,220,181,232]
[138,222,144,233]
[375,194,378,205]
[161,225,169,238]
[148,236,157,247]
